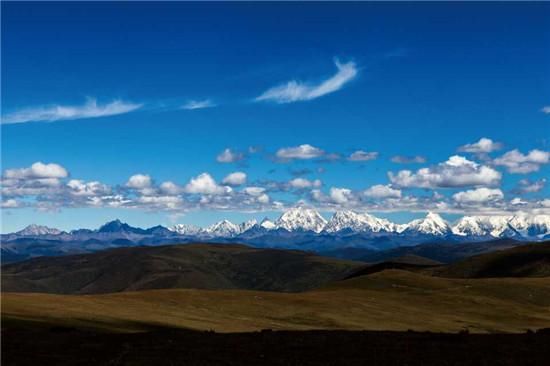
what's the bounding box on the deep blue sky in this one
[1,2,549,232]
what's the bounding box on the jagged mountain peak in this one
[16,224,62,236]
[325,210,395,233]
[276,206,327,233]
[405,212,451,236]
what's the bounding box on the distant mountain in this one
[324,211,395,233]
[1,243,362,294]
[403,212,451,236]
[16,224,63,236]
[275,207,327,233]
[2,208,549,263]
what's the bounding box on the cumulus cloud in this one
[389,155,501,188]
[4,162,68,180]
[159,181,183,195]
[493,149,550,174]
[255,60,358,103]
[363,184,402,199]
[288,178,322,189]
[516,178,546,193]
[453,187,504,204]
[222,172,247,186]
[2,98,142,124]
[181,99,216,110]
[276,144,324,160]
[458,138,503,154]
[243,186,266,196]
[391,155,426,164]
[184,173,227,195]
[347,150,378,162]
[542,106,550,114]
[67,179,110,197]
[216,148,245,163]
[126,174,152,189]
[329,187,354,204]
[1,199,20,208]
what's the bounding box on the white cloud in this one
[516,178,546,193]
[126,174,152,189]
[184,173,226,195]
[222,172,247,186]
[542,106,550,114]
[276,144,324,160]
[67,179,110,197]
[389,155,501,188]
[216,148,245,163]
[135,195,183,210]
[255,60,358,103]
[453,187,504,204]
[257,193,270,204]
[159,181,183,195]
[288,178,322,189]
[348,150,378,162]
[493,149,550,174]
[363,184,402,199]
[1,199,20,208]
[458,138,502,153]
[2,98,141,124]
[329,187,353,204]
[243,186,266,196]
[181,99,216,110]
[391,155,426,164]
[4,162,68,179]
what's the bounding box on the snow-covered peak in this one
[204,219,241,237]
[239,219,258,233]
[452,216,511,237]
[324,210,395,233]
[16,224,62,236]
[259,217,277,230]
[170,223,202,236]
[405,212,451,236]
[276,207,327,233]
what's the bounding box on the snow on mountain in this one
[204,219,241,237]
[170,224,202,236]
[452,215,550,238]
[452,216,512,237]
[259,218,277,230]
[404,212,451,236]
[240,219,258,233]
[16,224,62,236]
[275,207,328,233]
[324,211,395,233]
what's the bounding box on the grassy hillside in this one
[432,243,550,278]
[1,243,362,294]
[359,239,522,263]
[3,270,550,334]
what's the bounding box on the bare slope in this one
[3,270,550,334]
[1,243,362,294]
[431,243,550,278]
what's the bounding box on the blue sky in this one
[1,2,549,232]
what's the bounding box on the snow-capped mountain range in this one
[2,207,548,263]
[5,207,550,240]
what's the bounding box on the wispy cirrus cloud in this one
[181,99,216,110]
[1,98,142,124]
[255,59,358,103]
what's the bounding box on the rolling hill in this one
[3,269,550,334]
[1,243,362,294]
[431,243,550,278]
